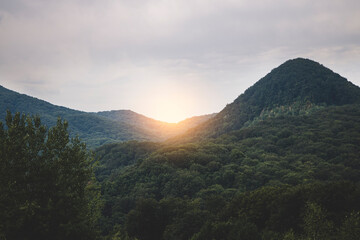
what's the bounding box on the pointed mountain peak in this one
[239,58,360,107]
[175,58,360,141]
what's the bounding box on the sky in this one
[0,0,360,122]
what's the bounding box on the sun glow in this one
[150,91,197,123]
[141,81,202,123]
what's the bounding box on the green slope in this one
[94,58,360,239]
[96,110,216,140]
[96,104,360,189]
[0,86,216,147]
[0,85,157,147]
[95,104,360,239]
[175,58,360,142]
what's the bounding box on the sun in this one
[141,83,200,123]
[151,92,195,123]
[153,105,188,123]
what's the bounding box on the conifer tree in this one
[0,111,101,240]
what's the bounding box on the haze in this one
[0,0,360,122]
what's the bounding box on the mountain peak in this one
[240,58,360,108]
[175,58,360,141]
[280,57,319,65]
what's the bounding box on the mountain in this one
[3,57,360,239]
[0,85,215,147]
[174,58,360,142]
[97,110,216,139]
[94,57,360,239]
[0,85,161,147]
[176,113,217,129]
[96,110,177,141]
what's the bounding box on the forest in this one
[0,112,101,240]
[96,104,360,239]
[1,58,360,239]
[94,59,360,239]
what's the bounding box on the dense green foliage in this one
[96,104,360,239]
[0,112,101,240]
[0,86,160,147]
[175,58,360,142]
[95,141,161,182]
[94,59,360,239]
[3,58,360,239]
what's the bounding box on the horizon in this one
[0,82,217,123]
[1,0,360,122]
[1,56,360,123]
[1,56,360,124]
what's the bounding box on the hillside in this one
[96,104,360,239]
[0,86,161,147]
[174,58,360,142]
[0,85,216,147]
[97,110,216,140]
[2,57,360,239]
[94,58,360,239]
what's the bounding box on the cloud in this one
[0,0,360,120]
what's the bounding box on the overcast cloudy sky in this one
[1,0,360,122]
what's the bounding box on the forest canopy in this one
[96,104,360,239]
[2,58,360,240]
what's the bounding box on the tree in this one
[0,111,101,240]
[126,198,165,240]
[303,202,333,240]
[339,211,360,240]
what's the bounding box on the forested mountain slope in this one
[96,110,216,140]
[174,58,360,142]
[2,57,360,239]
[96,104,360,240]
[0,85,159,147]
[0,86,215,147]
[94,58,360,239]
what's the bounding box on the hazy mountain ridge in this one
[0,85,163,147]
[97,110,216,140]
[0,85,215,147]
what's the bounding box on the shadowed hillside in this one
[0,85,160,147]
[94,58,360,239]
[173,58,360,142]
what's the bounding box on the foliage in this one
[0,86,161,147]
[303,202,334,240]
[3,58,360,239]
[95,141,161,181]
[173,58,360,142]
[0,111,101,240]
[339,211,360,240]
[96,104,360,239]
